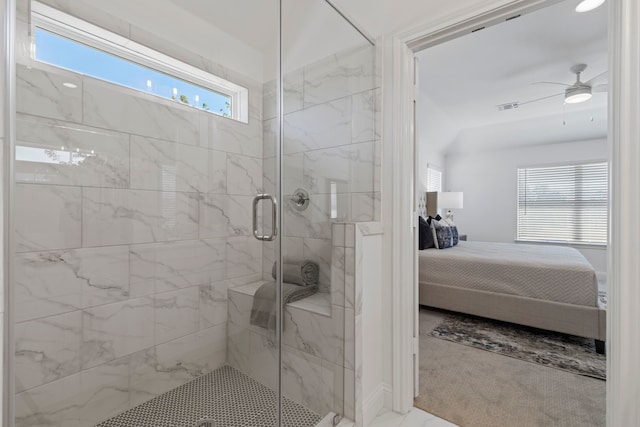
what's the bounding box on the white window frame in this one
[425,164,442,192]
[516,160,609,246]
[30,1,249,123]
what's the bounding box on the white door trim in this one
[385,0,640,424]
[606,0,640,425]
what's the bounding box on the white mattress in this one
[419,241,598,307]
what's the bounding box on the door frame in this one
[384,0,640,425]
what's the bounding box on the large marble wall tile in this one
[82,188,199,246]
[227,291,252,374]
[303,142,374,195]
[227,153,262,196]
[15,373,83,427]
[14,252,81,322]
[351,90,377,144]
[351,192,378,222]
[83,80,201,146]
[155,324,227,387]
[263,70,304,121]
[262,118,278,159]
[130,135,210,193]
[226,237,262,279]
[284,69,305,114]
[77,357,130,425]
[262,80,277,122]
[263,153,304,197]
[284,98,351,155]
[346,46,376,97]
[303,55,350,108]
[15,311,82,393]
[282,304,344,366]
[129,239,225,296]
[15,115,130,188]
[281,345,326,415]
[82,297,154,369]
[249,331,278,389]
[77,246,131,308]
[200,281,228,329]
[154,287,199,344]
[199,194,229,238]
[227,195,254,236]
[14,246,129,323]
[331,246,346,307]
[128,348,164,407]
[17,65,82,122]
[209,113,262,158]
[283,193,345,239]
[15,184,82,253]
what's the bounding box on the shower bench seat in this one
[228,280,332,317]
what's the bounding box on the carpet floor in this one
[414,307,606,427]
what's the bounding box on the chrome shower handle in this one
[252,194,278,241]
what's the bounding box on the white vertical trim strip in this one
[3,0,16,425]
[607,0,640,424]
[390,36,415,413]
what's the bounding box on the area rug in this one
[431,312,606,380]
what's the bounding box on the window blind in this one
[517,162,608,245]
[426,166,442,192]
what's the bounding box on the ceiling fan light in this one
[575,0,606,13]
[565,92,592,104]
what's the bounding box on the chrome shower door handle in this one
[252,194,278,241]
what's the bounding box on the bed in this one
[418,241,606,352]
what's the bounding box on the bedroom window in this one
[30,1,249,122]
[426,165,442,192]
[517,162,608,245]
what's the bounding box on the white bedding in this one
[418,241,598,307]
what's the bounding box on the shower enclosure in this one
[7,0,377,425]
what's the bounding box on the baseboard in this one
[363,383,392,426]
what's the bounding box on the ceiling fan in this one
[518,64,608,107]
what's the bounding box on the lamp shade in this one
[438,192,464,209]
[425,191,464,216]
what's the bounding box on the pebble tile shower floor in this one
[95,365,321,427]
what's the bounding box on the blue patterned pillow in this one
[443,218,459,246]
[430,218,454,249]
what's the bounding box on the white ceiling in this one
[415,0,608,154]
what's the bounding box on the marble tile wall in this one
[227,221,366,421]
[227,288,345,417]
[261,44,381,295]
[13,60,263,427]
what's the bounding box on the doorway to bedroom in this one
[412,0,608,425]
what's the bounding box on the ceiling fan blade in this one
[586,70,608,87]
[531,81,571,87]
[593,83,608,93]
[518,92,565,106]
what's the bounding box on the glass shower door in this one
[278,0,377,423]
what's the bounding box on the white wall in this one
[444,138,608,274]
[416,93,454,191]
